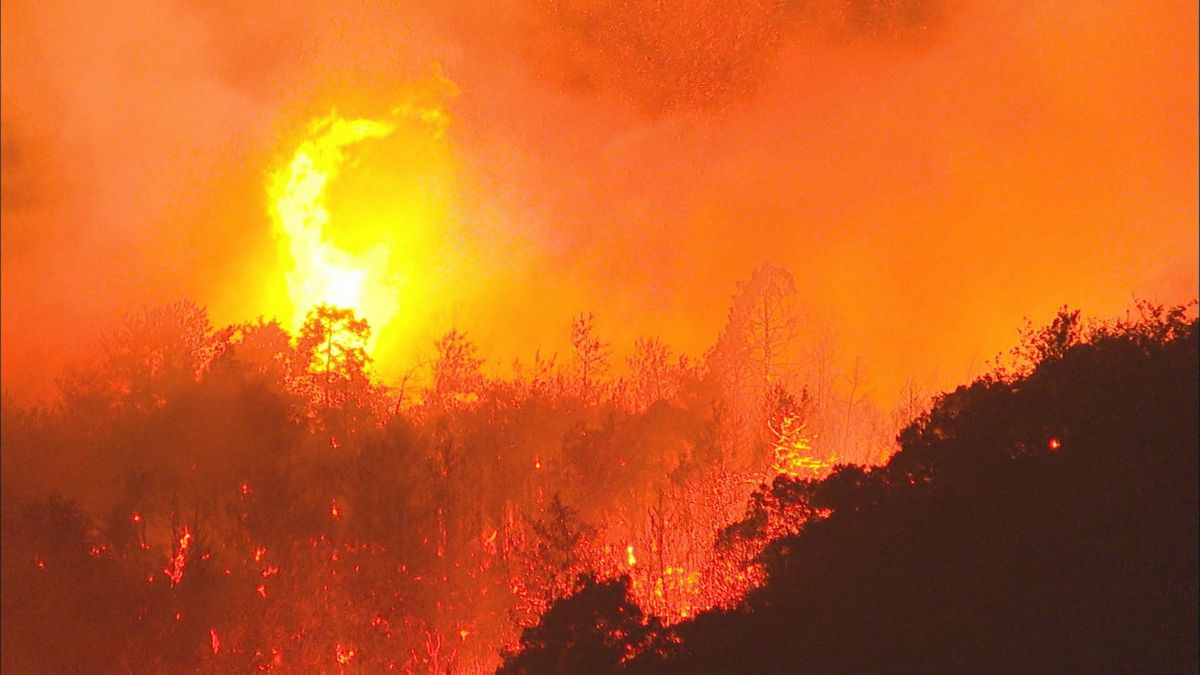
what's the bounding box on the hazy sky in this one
[2,0,1197,406]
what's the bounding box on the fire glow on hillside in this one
[1,0,1196,672]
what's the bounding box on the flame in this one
[266,94,455,358]
[269,113,397,339]
[165,527,193,587]
[771,415,835,479]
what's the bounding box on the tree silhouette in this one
[431,329,485,409]
[709,263,800,397]
[508,306,1199,673]
[499,574,662,675]
[571,312,611,405]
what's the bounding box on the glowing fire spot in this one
[256,584,268,598]
[533,458,542,471]
[458,629,470,640]
[240,482,251,496]
[210,628,221,655]
[626,545,637,567]
[770,415,834,479]
[335,644,357,665]
[330,499,341,519]
[253,546,267,563]
[132,512,142,524]
[33,557,45,569]
[1048,437,1061,451]
[165,528,193,587]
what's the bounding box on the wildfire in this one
[269,112,397,338]
[266,86,456,358]
[165,528,193,587]
[771,415,834,479]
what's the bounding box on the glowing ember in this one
[1048,437,1061,450]
[209,628,220,655]
[335,643,357,665]
[771,415,834,479]
[165,528,193,587]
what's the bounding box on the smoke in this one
[517,0,952,114]
[2,0,1197,406]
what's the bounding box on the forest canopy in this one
[1,290,1196,672]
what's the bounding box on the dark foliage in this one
[506,309,1199,673]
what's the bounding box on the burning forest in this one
[1,0,1198,673]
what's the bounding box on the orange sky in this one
[2,0,1197,407]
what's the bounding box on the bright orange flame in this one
[1049,437,1061,450]
[268,113,397,336]
[266,93,454,359]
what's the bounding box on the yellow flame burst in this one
[267,98,453,354]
